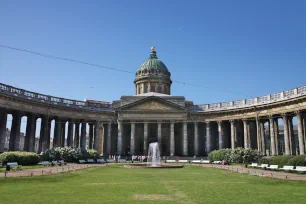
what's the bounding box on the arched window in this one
[144,86,148,93]
[157,86,162,93]
[138,87,141,94]
[164,87,167,94]
[150,86,155,92]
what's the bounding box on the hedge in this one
[0,152,40,166]
[42,147,99,162]
[259,155,306,167]
[259,155,294,167]
[288,155,306,167]
[208,148,261,164]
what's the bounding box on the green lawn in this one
[0,164,306,204]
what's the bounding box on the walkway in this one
[0,163,105,178]
[198,164,306,181]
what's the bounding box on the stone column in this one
[255,117,261,152]
[130,122,135,155]
[206,121,211,153]
[182,121,188,156]
[74,122,80,148]
[243,120,248,149]
[93,121,100,151]
[303,115,306,153]
[94,121,103,154]
[39,115,49,152]
[67,121,74,147]
[54,118,62,148]
[297,112,305,155]
[25,114,36,152]
[61,121,66,147]
[9,112,22,151]
[230,120,236,149]
[143,122,148,155]
[288,116,296,155]
[117,121,123,155]
[157,122,162,153]
[269,117,276,156]
[106,122,112,154]
[88,123,94,149]
[80,121,87,151]
[170,122,175,156]
[260,121,266,155]
[273,119,279,155]
[194,122,199,155]
[47,118,52,149]
[282,114,290,155]
[217,121,223,150]
[0,110,7,152]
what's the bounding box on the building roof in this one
[137,47,169,73]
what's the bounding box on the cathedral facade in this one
[1,47,306,156]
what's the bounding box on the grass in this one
[0,164,306,203]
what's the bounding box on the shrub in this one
[42,147,99,162]
[208,148,261,164]
[288,155,306,167]
[259,155,299,167]
[0,151,40,166]
[87,149,99,160]
[43,147,82,162]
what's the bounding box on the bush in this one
[0,151,40,166]
[43,147,82,162]
[42,147,99,162]
[259,155,302,167]
[208,148,261,164]
[87,149,99,160]
[288,155,306,167]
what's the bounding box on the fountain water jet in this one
[147,142,161,167]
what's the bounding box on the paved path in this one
[198,164,306,181]
[0,163,105,178]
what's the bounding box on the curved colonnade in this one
[0,82,306,156]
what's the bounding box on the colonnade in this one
[1,108,306,157]
[0,108,102,153]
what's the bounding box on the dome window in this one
[144,86,148,93]
[151,86,155,92]
[157,86,162,93]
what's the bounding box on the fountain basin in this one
[123,163,184,168]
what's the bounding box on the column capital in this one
[205,120,210,124]
[229,119,235,124]
[217,120,222,125]
[295,110,303,116]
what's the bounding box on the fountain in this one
[123,142,183,169]
[147,142,161,167]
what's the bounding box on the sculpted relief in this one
[129,100,178,111]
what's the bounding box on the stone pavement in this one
[0,163,105,178]
[198,164,306,181]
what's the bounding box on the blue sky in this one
[1,0,305,104]
[0,1,305,134]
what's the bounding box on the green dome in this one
[137,48,169,73]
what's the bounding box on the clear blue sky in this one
[1,0,305,105]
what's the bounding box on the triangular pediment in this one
[117,96,187,112]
